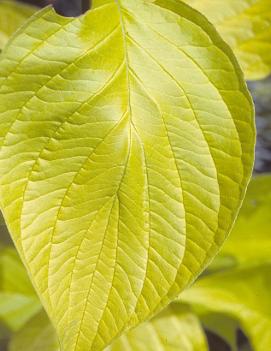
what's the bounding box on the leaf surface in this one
[0,0,36,51]
[0,0,255,350]
[181,0,271,80]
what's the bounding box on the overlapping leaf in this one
[0,248,41,331]
[9,312,59,351]
[209,175,271,272]
[181,0,271,80]
[108,304,208,351]
[9,305,208,351]
[0,0,36,51]
[0,0,255,350]
[182,175,271,351]
[183,265,271,351]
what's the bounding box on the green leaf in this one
[181,0,271,80]
[200,313,239,351]
[9,305,208,351]
[0,1,255,350]
[182,264,271,351]
[210,175,271,271]
[9,312,59,351]
[0,0,37,51]
[109,304,208,351]
[0,248,41,331]
[0,212,12,246]
[182,175,271,351]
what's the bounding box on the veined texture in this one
[0,0,255,350]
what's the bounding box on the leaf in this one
[200,313,239,351]
[0,0,37,51]
[0,248,41,331]
[0,212,12,246]
[0,0,255,350]
[182,176,271,351]
[180,0,271,80]
[108,304,208,351]
[9,305,208,351]
[182,264,271,351]
[9,312,59,351]
[210,175,271,271]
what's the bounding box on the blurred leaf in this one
[0,248,41,331]
[201,313,239,351]
[183,263,271,351]
[9,312,59,351]
[182,175,271,351]
[9,304,208,351]
[108,304,208,351]
[0,212,12,246]
[181,0,271,80]
[0,0,37,50]
[210,175,271,271]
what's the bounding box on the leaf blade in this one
[0,1,255,350]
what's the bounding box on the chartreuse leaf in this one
[182,264,271,351]
[181,176,271,351]
[210,175,271,272]
[0,0,254,350]
[180,0,271,80]
[200,313,239,351]
[108,304,208,351]
[0,0,37,51]
[0,212,12,246]
[0,248,41,331]
[9,305,207,351]
[9,312,59,351]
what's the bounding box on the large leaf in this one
[181,0,271,80]
[0,248,41,331]
[0,0,255,350]
[0,0,36,51]
[182,264,271,351]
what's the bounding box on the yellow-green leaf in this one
[210,175,271,271]
[9,305,208,351]
[0,1,255,350]
[181,0,271,80]
[0,248,41,331]
[182,175,271,351]
[0,0,37,51]
[182,264,271,351]
[108,304,208,351]
[200,313,239,351]
[9,312,59,351]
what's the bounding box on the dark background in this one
[20,0,90,16]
